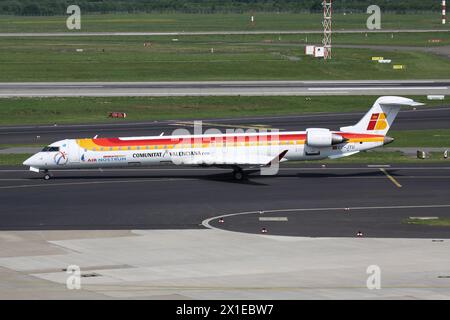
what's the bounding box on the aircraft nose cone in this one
[23,156,32,166]
[23,154,39,166]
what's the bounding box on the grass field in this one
[288,32,450,46]
[404,217,450,227]
[1,95,448,125]
[390,129,450,148]
[0,13,448,33]
[1,35,450,81]
[0,154,31,166]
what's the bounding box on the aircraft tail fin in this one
[340,96,423,136]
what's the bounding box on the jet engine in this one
[306,128,347,147]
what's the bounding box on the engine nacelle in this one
[306,128,347,147]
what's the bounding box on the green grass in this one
[0,154,32,166]
[0,13,448,33]
[287,32,450,47]
[404,217,450,227]
[0,144,45,149]
[1,35,450,81]
[1,95,448,126]
[390,129,450,148]
[179,31,450,47]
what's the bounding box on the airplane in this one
[23,96,423,181]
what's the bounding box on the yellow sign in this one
[393,65,406,70]
[372,57,384,61]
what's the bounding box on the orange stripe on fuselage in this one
[76,132,384,151]
[339,132,385,143]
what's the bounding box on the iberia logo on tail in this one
[367,113,387,131]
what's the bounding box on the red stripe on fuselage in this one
[91,132,383,147]
[92,134,308,147]
[338,132,384,139]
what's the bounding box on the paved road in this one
[1,105,449,145]
[1,80,449,97]
[0,164,450,239]
[0,29,448,37]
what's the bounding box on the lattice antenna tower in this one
[323,0,333,60]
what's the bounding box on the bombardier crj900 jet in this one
[23,96,422,180]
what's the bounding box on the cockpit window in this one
[42,146,60,152]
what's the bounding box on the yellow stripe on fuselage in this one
[348,137,384,143]
[76,137,384,152]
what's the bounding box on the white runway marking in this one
[308,87,448,91]
[171,121,275,130]
[259,217,289,222]
[0,177,197,190]
[202,204,450,234]
[0,29,448,37]
[0,91,355,97]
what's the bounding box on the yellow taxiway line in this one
[380,168,402,188]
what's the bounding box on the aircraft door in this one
[304,144,321,156]
[67,140,81,164]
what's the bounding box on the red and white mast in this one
[323,0,333,60]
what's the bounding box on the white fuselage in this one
[23,130,385,171]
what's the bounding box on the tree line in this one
[0,0,442,16]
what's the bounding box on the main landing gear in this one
[232,167,245,181]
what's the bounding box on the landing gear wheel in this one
[43,174,51,181]
[233,169,245,181]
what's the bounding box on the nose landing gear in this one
[43,170,53,181]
